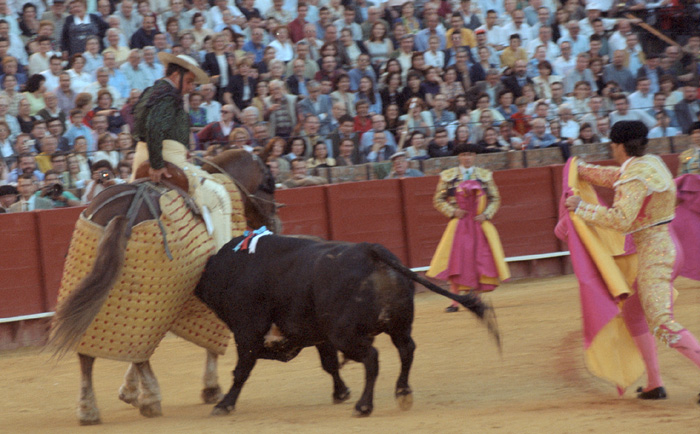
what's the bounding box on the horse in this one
[49,149,279,425]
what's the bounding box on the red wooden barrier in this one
[276,187,330,239]
[35,206,86,311]
[0,212,44,317]
[400,176,445,268]
[326,180,409,264]
[492,167,559,257]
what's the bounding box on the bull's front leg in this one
[118,363,140,407]
[316,342,350,403]
[202,350,223,404]
[78,354,101,425]
[211,349,257,416]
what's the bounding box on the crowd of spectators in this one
[1,0,700,204]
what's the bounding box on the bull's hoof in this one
[333,388,351,404]
[79,417,102,426]
[201,386,223,404]
[139,401,163,418]
[395,389,413,411]
[118,386,140,408]
[210,405,233,416]
[352,404,373,417]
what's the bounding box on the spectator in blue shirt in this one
[523,117,557,149]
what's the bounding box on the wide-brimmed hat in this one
[158,52,209,84]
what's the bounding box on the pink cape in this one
[555,160,626,349]
[435,180,498,290]
[671,174,700,281]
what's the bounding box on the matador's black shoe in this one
[445,305,459,313]
[636,386,667,400]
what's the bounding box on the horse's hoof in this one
[395,390,413,411]
[201,386,223,404]
[352,404,373,417]
[333,388,351,404]
[79,417,102,426]
[210,405,232,416]
[139,401,163,418]
[118,387,140,408]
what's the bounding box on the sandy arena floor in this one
[2,275,700,434]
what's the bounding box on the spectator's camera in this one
[42,183,63,198]
[97,171,112,184]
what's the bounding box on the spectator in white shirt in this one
[647,111,682,139]
[40,55,64,92]
[609,93,656,129]
[628,77,654,111]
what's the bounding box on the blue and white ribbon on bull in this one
[233,226,272,253]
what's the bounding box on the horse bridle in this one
[191,154,279,213]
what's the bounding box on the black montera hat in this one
[609,120,648,145]
[453,143,481,156]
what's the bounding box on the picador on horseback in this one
[131,53,232,249]
[49,54,278,426]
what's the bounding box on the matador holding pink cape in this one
[427,143,510,312]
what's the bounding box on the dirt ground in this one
[2,275,700,434]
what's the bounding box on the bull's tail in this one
[48,216,130,359]
[368,244,501,351]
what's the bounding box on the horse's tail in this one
[49,216,129,359]
[368,243,501,351]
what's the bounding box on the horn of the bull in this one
[368,244,501,351]
[48,216,129,359]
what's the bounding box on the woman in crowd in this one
[355,76,382,115]
[340,29,364,68]
[65,153,90,194]
[590,57,606,95]
[384,103,402,135]
[403,131,429,159]
[453,124,472,148]
[82,36,103,76]
[571,81,592,120]
[440,66,465,102]
[379,58,403,88]
[400,97,433,137]
[261,136,290,172]
[67,54,93,95]
[422,67,443,107]
[188,91,208,132]
[307,142,336,168]
[225,58,257,116]
[479,126,508,153]
[22,74,46,116]
[331,73,355,117]
[165,17,180,47]
[189,13,214,51]
[229,127,251,150]
[395,2,420,34]
[179,32,200,60]
[0,121,12,160]
[532,61,559,100]
[496,90,517,121]
[366,22,393,70]
[19,3,39,41]
[251,80,271,121]
[572,122,600,146]
[285,136,307,162]
[1,75,23,116]
[92,133,120,168]
[380,72,403,111]
[353,100,372,134]
[401,72,427,109]
[660,75,683,107]
[270,26,294,63]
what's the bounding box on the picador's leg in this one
[78,354,101,425]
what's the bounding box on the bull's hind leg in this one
[118,364,140,407]
[202,350,223,404]
[390,332,415,411]
[78,354,101,425]
[211,349,257,416]
[133,360,163,418]
[341,345,378,418]
[316,342,351,403]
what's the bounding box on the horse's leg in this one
[78,354,101,425]
[133,360,163,418]
[201,350,223,404]
[316,342,350,403]
[118,363,141,407]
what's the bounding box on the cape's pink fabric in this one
[671,174,700,281]
[555,160,625,348]
[435,180,498,290]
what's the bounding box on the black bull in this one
[195,235,500,417]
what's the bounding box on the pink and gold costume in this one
[574,155,683,345]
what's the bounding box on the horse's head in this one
[203,149,281,233]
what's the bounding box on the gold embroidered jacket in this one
[433,166,501,220]
[679,147,700,175]
[575,155,676,234]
